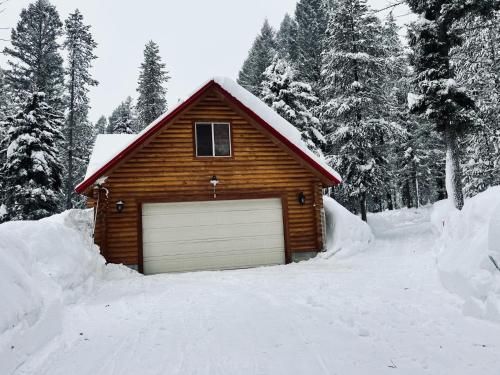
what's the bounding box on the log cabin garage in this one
[76,77,342,274]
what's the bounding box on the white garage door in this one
[142,198,286,274]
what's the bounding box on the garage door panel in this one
[142,199,282,216]
[141,209,283,229]
[142,198,286,274]
[143,249,285,274]
[143,235,284,257]
[143,221,283,244]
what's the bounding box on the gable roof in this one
[76,77,342,194]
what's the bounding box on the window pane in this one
[214,123,231,156]
[196,123,213,156]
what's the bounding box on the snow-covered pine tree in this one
[95,115,107,135]
[406,0,500,210]
[237,20,277,95]
[3,0,65,112]
[397,114,445,208]
[63,9,98,209]
[453,12,500,197]
[1,92,63,221]
[0,67,10,123]
[261,56,324,156]
[321,0,402,221]
[109,97,136,134]
[378,12,409,210]
[0,67,10,206]
[381,12,407,91]
[276,14,299,62]
[0,67,10,144]
[295,0,330,93]
[136,41,170,130]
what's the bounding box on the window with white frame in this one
[195,122,231,157]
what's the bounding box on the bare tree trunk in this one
[360,192,367,222]
[436,176,447,200]
[445,127,464,210]
[387,191,394,210]
[403,180,412,208]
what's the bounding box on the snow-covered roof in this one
[77,77,341,193]
[213,77,341,183]
[85,134,136,179]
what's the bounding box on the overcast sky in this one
[0,0,414,123]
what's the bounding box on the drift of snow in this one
[321,196,373,258]
[0,210,136,374]
[432,186,500,322]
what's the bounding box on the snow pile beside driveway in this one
[432,187,500,322]
[0,210,136,374]
[321,196,374,259]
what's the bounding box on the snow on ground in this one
[431,187,500,322]
[320,196,373,259]
[3,199,500,375]
[0,210,134,374]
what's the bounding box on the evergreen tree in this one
[406,0,500,210]
[0,67,10,123]
[462,120,499,197]
[136,41,170,130]
[453,12,500,197]
[3,0,64,111]
[382,13,407,92]
[295,0,330,93]
[109,97,136,134]
[237,20,277,95]
[378,13,410,209]
[63,9,98,209]
[95,115,108,135]
[397,116,445,208]
[1,93,63,221]
[321,0,401,221]
[261,56,324,155]
[0,67,10,205]
[0,67,10,149]
[276,14,299,62]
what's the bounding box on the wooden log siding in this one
[92,88,325,266]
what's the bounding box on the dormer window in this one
[195,122,231,157]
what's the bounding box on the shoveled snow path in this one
[16,208,500,375]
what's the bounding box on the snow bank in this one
[0,210,136,373]
[432,187,500,322]
[320,196,374,259]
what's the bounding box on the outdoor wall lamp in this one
[210,176,219,199]
[298,192,306,206]
[115,200,125,213]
